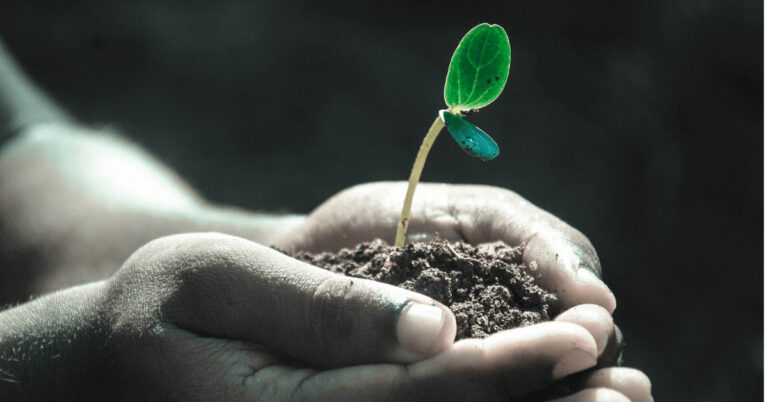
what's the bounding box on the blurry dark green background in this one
[0,0,762,400]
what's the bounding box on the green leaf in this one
[444,23,511,111]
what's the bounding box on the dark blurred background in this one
[0,0,762,399]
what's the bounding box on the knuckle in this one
[118,232,246,279]
[471,184,522,200]
[308,275,357,364]
[106,233,248,329]
[333,182,384,201]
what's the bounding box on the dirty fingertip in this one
[523,233,616,313]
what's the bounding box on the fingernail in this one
[576,268,617,311]
[396,302,447,356]
[569,244,601,279]
[551,237,600,280]
[533,230,601,277]
[552,348,597,379]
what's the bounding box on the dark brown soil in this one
[283,239,557,340]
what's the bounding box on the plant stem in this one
[394,114,445,247]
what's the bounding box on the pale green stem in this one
[394,114,445,247]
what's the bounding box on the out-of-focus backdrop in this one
[0,0,761,399]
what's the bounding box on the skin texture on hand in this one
[0,233,651,401]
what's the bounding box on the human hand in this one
[17,233,642,401]
[274,182,652,400]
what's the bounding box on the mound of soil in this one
[285,239,557,340]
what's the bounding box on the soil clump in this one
[284,239,557,340]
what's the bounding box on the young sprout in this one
[394,23,511,247]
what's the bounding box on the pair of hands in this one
[85,183,650,401]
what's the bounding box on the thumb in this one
[143,233,457,368]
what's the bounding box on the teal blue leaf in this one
[440,110,499,161]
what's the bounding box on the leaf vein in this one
[463,32,492,106]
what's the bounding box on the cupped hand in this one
[275,181,616,313]
[95,233,649,401]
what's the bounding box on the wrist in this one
[0,281,111,400]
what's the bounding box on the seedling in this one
[394,23,511,247]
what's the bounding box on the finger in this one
[521,229,615,313]
[120,233,456,368]
[554,304,624,369]
[146,337,649,402]
[286,321,599,401]
[554,305,613,356]
[578,368,653,402]
[121,318,599,401]
[523,357,643,401]
[549,388,631,402]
